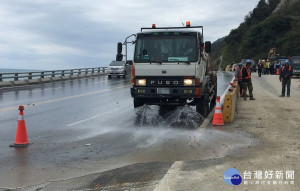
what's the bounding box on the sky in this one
[0,0,260,70]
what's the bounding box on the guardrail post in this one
[52,71,55,77]
[41,72,44,78]
[70,70,73,76]
[28,73,32,80]
[85,68,88,75]
[98,68,100,73]
[62,70,65,76]
[92,68,94,74]
[0,74,2,82]
[78,69,81,75]
[14,73,19,81]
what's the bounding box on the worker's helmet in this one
[246,59,251,63]
[238,63,242,66]
[285,59,290,64]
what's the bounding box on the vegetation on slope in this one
[212,0,300,69]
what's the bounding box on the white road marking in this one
[66,106,130,127]
[0,85,130,112]
[153,161,184,191]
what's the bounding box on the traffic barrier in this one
[230,82,237,88]
[276,68,280,75]
[0,67,107,88]
[212,96,224,125]
[222,82,238,123]
[9,106,29,147]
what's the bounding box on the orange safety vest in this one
[243,66,251,79]
[281,65,292,72]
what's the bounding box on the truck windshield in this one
[134,34,198,63]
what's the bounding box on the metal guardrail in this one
[0,67,107,82]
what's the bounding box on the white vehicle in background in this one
[107,61,128,79]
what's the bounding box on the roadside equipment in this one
[212,96,224,125]
[9,106,29,147]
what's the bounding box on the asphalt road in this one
[0,72,252,189]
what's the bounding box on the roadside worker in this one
[242,59,255,101]
[257,61,263,77]
[270,61,274,74]
[265,59,271,75]
[279,59,293,97]
[235,63,243,96]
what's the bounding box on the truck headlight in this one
[184,79,194,86]
[136,79,146,86]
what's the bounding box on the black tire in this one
[108,75,111,79]
[117,75,120,78]
[134,98,144,108]
[210,80,217,111]
[196,95,209,117]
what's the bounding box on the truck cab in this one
[117,22,217,116]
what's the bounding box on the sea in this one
[0,68,40,73]
[0,68,41,82]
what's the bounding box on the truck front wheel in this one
[134,98,144,108]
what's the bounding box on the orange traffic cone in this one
[212,96,224,125]
[10,106,29,147]
[276,68,280,75]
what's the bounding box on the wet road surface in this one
[0,71,256,189]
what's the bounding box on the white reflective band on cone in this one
[215,109,222,113]
[18,115,24,120]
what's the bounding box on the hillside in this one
[211,0,300,69]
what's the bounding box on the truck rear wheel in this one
[134,98,144,108]
[196,95,209,117]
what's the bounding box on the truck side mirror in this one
[116,42,123,61]
[116,54,123,61]
[117,42,122,54]
[205,41,211,53]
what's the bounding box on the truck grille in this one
[146,78,184,87]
